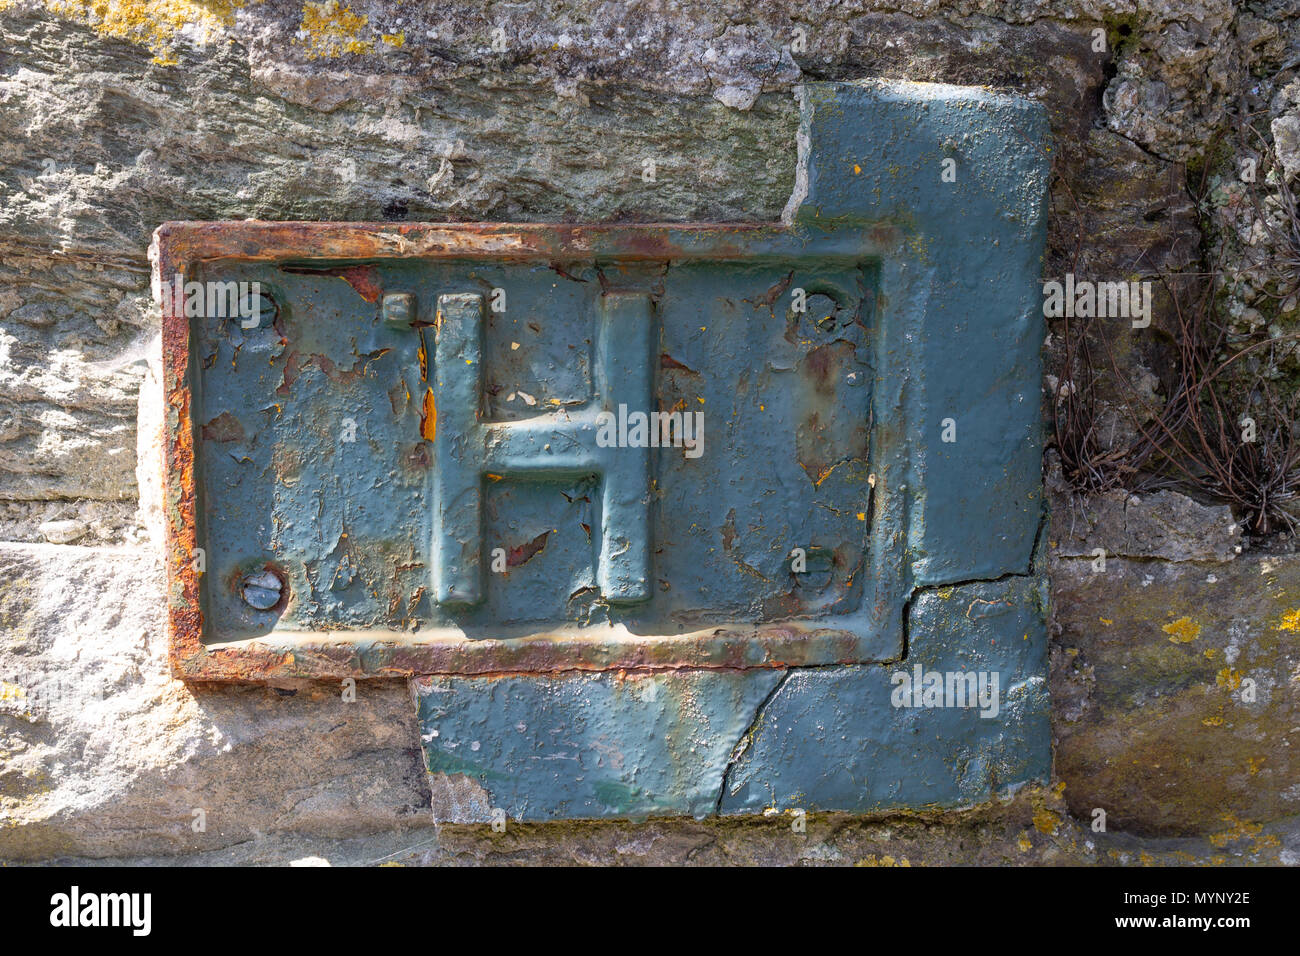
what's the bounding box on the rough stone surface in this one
[1051,485,1244,563]
[24,784,1300,866]
[0,543,432,861]
[1052,551,1300,836]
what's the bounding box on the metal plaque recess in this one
[155,80,1049,682]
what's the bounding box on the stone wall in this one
[2,0,1298,864]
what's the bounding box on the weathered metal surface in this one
[157,224,901,680]
[155,76,1050,817]
[719,577,1051,814]
[415,576,1049,820]
[156,79,1049,842]
[416,669,786,820]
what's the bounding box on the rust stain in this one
[277,348,389,391]
[721,509,738,551]
[550,261,589,282]
[745,269,794,311]
[387,379,409,415]
[803,342,840,390]
[200,411,244,443]
[282,263,383,302]
[421,388,437,441]
[277,350,303,395]
[660,353,698,374]
[507,531,551,568]
[152,221,784,272]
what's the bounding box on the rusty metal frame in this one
[153,220,911,682]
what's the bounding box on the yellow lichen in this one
[12,0,244,64]
[1278,608,1300,632]
[1162,616,1200,643]
[1251,833,1281,852]
[1216,667,1243,690]
[297,0,373,58]
[855,854,910,866]
[1209,813,1262,848]
[1032,808,1059,835]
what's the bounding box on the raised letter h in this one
[432,292,653,607]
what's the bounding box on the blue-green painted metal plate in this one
[160,77,1051,818]
[184,246,905,675]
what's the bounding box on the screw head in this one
[241,569,283,610]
